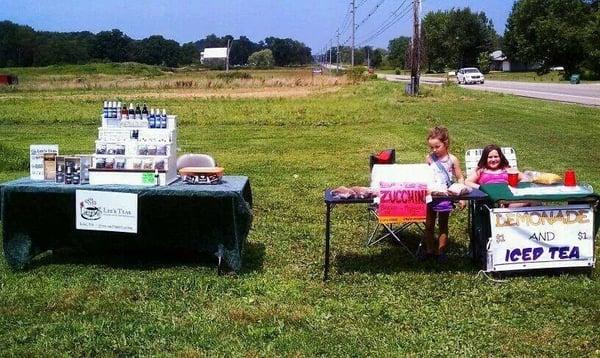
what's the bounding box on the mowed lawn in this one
[1,68,600,355]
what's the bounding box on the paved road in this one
[461,80,600,107]
[379,74,600,106]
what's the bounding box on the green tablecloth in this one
[470,183,600,268]
[1,177,253,271]
[479,183,599,203]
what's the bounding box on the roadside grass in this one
[1,71,600,355]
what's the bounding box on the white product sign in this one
[30,144,58,180]
[488,205,595,272]
[76,190,138,233]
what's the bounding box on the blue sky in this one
[1,0,514,51]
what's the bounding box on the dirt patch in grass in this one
[0,86,344,101]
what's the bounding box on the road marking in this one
[467,85,600,101]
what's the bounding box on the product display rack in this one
[88,115,178,186]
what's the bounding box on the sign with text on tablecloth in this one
[377,182,428,224]
[76,190,138,233]
[487,204,594,272]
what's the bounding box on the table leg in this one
[324,203,332,281]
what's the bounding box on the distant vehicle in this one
[550,66,565,71]
[456,67,485,84]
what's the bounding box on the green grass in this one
[1,71,600,355]
[0,62,166,77]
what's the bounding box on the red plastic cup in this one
[508,172,519,187]
[564,169,577,186]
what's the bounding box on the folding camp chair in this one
[366,162,429,258]
[465,147,518,259]
[465,147,518,176]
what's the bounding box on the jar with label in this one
[116,158,126,169]
[105,157,115,169]
[95,158,106,169]
[143,159,154,169]
[138,145,148,155]
[157,145,167,155]
[96,144,107,154]
[56,164,65,183]
[133,159,143,169]
[147,145,157,156]
[154,160,165,170]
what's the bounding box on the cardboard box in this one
[30,144,58,180]
[43,153,57,181]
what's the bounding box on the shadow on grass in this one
[334,230,479,275]
[26,240,265,275]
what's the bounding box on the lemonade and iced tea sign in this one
[487,204,594,271]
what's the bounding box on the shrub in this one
[216,71,252,81]
[248,49,274,69]
[346,66,367,83]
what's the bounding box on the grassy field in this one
[1,65,600,356]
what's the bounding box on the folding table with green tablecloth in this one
[1,177,253,271]
[471,183,599,274]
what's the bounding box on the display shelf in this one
[89,114,178,186]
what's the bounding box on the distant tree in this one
[372,48,386,68]
[179,42,199,65]
[477,51,491,73]
[584,9,600,78]
[33,32,94,66]
[265,37,312,66]
[91,29,132,62]
[0,21,37,67]
[387,36,410,69]
[230,36,258,65]
[422,8,497,71]
[132,35,181,67]
[248,49,274,68]
[504,0,591,75]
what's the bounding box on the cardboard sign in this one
[487,204,594,272]
[76,190,138,233]
[370,164,442,193]
[377,182,428,223]
[30,144,59,180]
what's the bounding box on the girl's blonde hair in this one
[427,126,450,148]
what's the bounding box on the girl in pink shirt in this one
[465,144,523,189]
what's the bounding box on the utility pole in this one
[336,29,340,72]
[410,0,421,95]
[329,39,333,67]
[226,39,231,72]
[351,0,355,67]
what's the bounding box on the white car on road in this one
[457,67,485,84]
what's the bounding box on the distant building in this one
[489,50,540,72]
[200,47,229,69]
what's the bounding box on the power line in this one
[355,0,386,30]
[356,0,412,46]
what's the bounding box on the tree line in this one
[384,0,599,78]
[0,21,312,68]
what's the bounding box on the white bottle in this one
[116,101,122,120]
[161,109,167,129]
